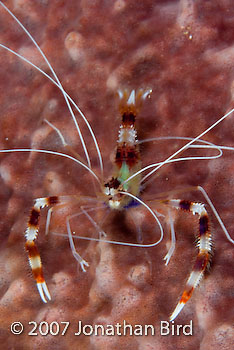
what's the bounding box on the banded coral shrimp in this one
[0,1,234,350]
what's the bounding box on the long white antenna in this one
[0,148,101,184]
[0,42,103,176]
[124,107,234,185]
[0,1,104,176]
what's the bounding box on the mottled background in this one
[0,0,233,349]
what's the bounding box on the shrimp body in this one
[103,89,151,209]
[0,2,234,332]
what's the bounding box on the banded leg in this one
[25,195,91,303]
[25,196,59,303]
[161,199,213,321]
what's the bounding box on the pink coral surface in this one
[0,1,234,349]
